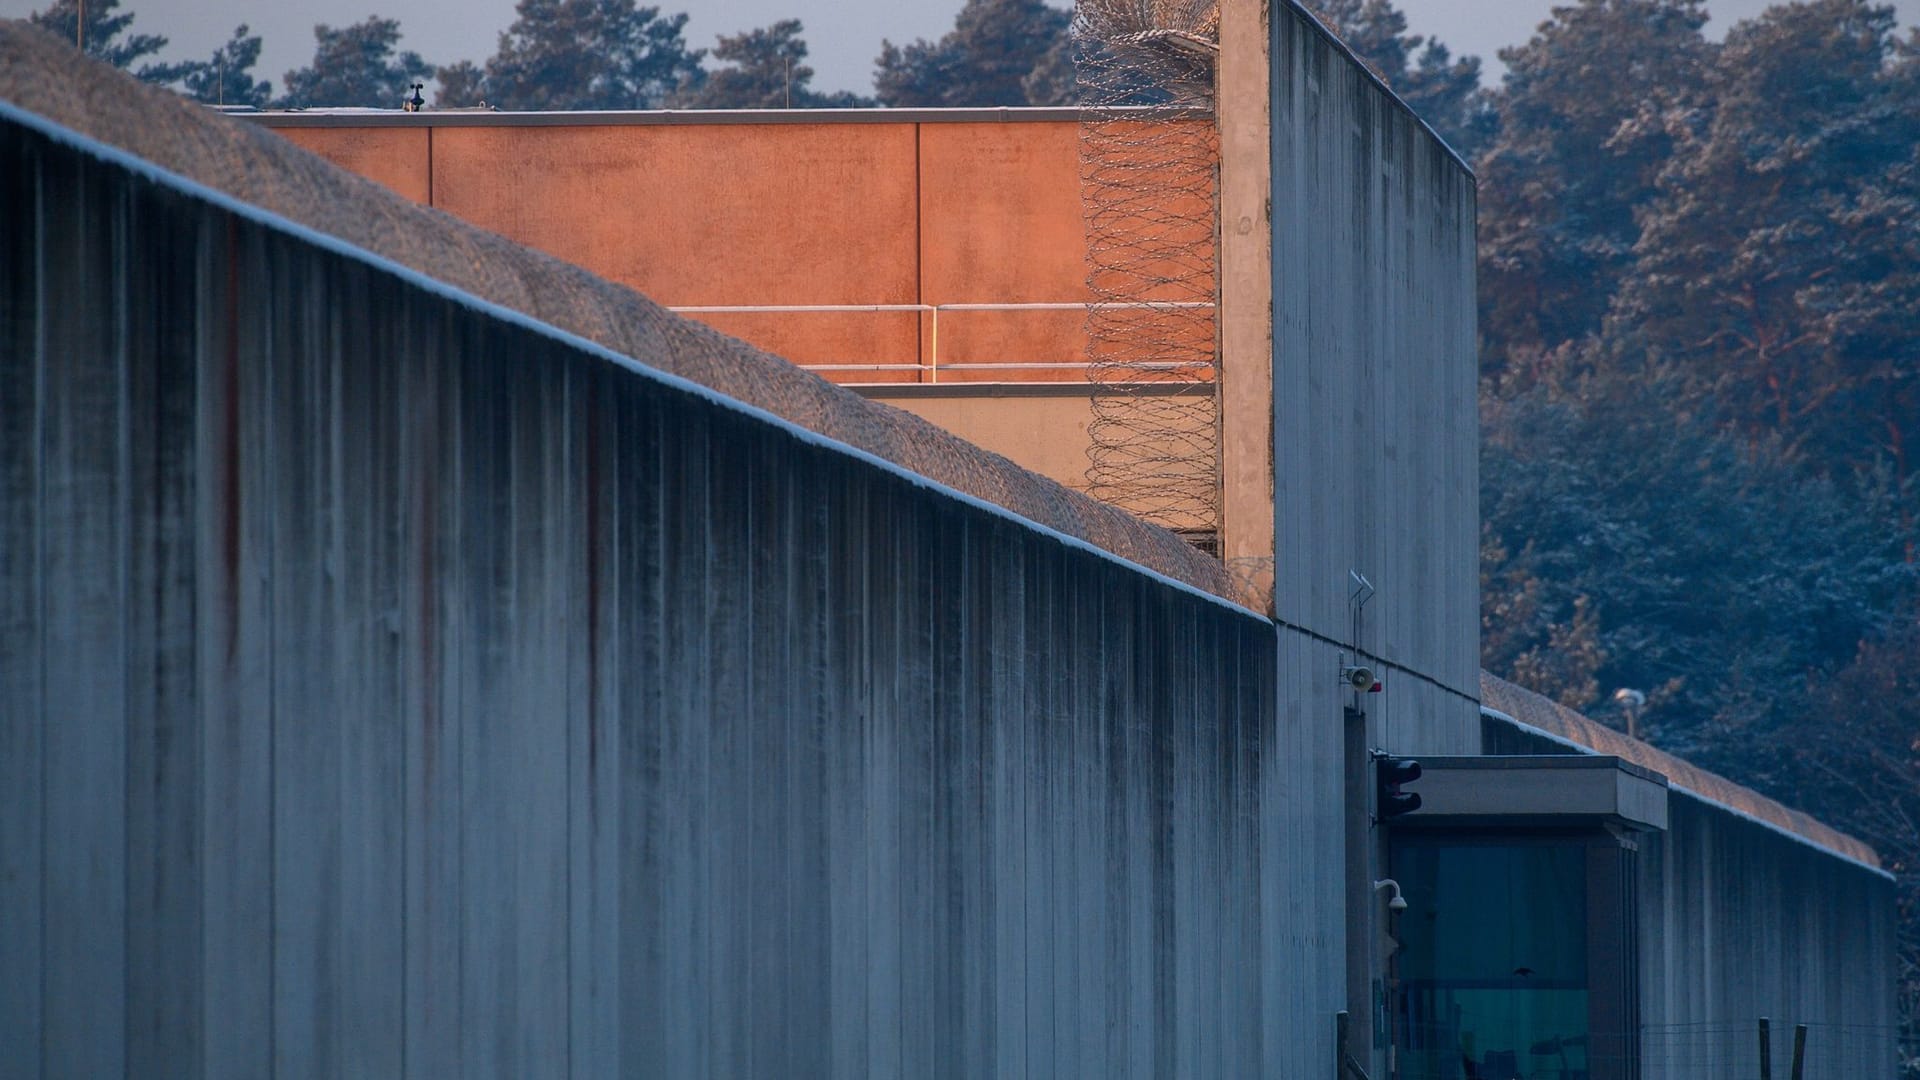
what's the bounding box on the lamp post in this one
[1612,687,1646,741]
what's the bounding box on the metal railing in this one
[666,300,1215,382]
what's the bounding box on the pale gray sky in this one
[1,0,1913,99]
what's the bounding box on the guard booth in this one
[1386,757,1669,1080]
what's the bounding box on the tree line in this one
[25,0,1076,110]
[1318,0,1919,1036]
[1321,0,1918,764]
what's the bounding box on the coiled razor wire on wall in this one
[1076,0,1223,552]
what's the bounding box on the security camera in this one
[1373,878,1408,912]
[1342,666,1378,693]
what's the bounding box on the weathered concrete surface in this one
[1264,5,1483,1073]
[0,20,1239,605]
[2,15,1897,1080]
[1219,0,1277,594]
[1270,3,1480,697]
[1482,673,1877,865]
[1484,684,1898,1077]
[1,105,1277,1078]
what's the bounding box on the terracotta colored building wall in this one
[429,122,926,379]
[283,127,433,204]
[268,115,1193,387]
[267,113,1211,504]
[915,122,1092,382]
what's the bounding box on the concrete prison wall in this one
[1263,6,1483,1072]
[1482,701,1899,1076]
[0,106,1279,1076]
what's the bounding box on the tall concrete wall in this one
[1484,716,1899,1076]
[1264,5,1484,1071]
[0,110,1280,1077]
[1269,4,1480,700]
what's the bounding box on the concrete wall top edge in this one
[242,106,1209,129]
[1480,688,1888,878]
[1281,0,1476,178]
[1420,754,1670,786]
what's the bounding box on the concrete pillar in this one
[1218,0,1277,610]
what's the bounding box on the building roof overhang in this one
[1395,754,1669,833]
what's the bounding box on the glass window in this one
[1393,839,1591,1080]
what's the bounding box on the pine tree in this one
[672,20,873,109]
[180,25,271,108]
[1480,349,1912,763]
[1475,0,1714,374]
[476,0,705,111]
[1021,28,1075,107]
[29,0,193,84]
[434,61,489,108]
[873,0,1072,108]
[1616,0,1920,506]
[278,18,432,109]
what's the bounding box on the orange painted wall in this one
[916,122,1091,381]
[433,123,924,378]
[262,114,1217,511]
[269,115,1221,390]
[277,127,432,204]
[264,115,1185,384]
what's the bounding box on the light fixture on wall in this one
[1373,878,1408,913]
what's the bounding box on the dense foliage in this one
[29,0,193,84]
[873,0,1074,107]
[438,0,704,110]
[671,20,874,109]
[179,25,271,108]
[1480,354,1912,765]
[1461,0,1920,780]
[1318,0,1920,775]
[278,17,432,109]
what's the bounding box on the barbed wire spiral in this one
[1076,0,1223,553]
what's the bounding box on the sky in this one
[2,0,1914,99]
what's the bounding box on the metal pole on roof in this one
[1613,687,1646,740]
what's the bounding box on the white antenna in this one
[1347,569,1374,656]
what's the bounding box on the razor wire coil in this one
[1076,0,1223,548]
